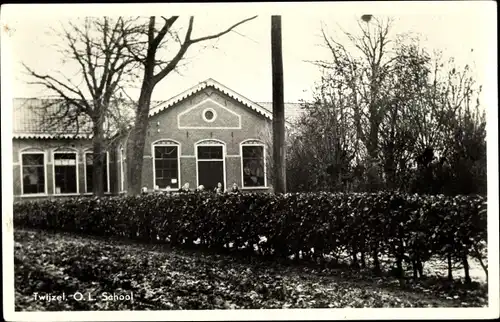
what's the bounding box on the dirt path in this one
[14,229,488,311]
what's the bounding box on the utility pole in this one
[271,15,286,193]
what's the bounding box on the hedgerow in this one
[13,192,487,282]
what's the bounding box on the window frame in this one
[195,139,226,190]
[240,139,267,189]
[202,107,217,123]
[52,149,79,195]
[152,139,181,190]
[83,150,110,194]
[119,146,125,192]
[19,150,47,196]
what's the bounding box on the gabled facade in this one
[12,78,303,199]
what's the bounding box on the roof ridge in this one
[148,78,273,119]
[256,101,304,104]
[13,80,306,137]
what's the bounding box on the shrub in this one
[13,191,487,281]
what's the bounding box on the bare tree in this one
[286,80,358,192]
[312,17,396,191]
[302,17,485,195]
[123,16,257,195]
[24,17,139,196]
[378,37,432,190]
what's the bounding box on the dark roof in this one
[13,98,93,139]
[256,102,304,125]
[12,79,306,139]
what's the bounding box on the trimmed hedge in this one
[14,192,487,280]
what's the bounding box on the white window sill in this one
[151,189,180,193]
[17,192,112,198]
[83,192,112,195]
[240,186,269,190]
[18,194,48,198]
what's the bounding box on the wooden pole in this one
[271,16,286,193]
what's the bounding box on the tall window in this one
[241,141,266,188]
[84,152,109,193]
[119,147,125,192]
[21,152,45,195]
[54,152,78,194]
[154,144,179,189]
[196,142,225,191]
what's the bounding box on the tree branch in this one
[150,16,179,50]
[189,15,257,44]
[151,15,257,85]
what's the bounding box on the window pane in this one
[22,153,45,194]
[242,146,265,187]
[54,153,76,160]
[86,152,107,165]
[85,153,93,165]
[86,165,93,192]
[22,154,43,166]
[155,146,177,158]
[198,146,222,159]
[154,145,178,188]
[154,159,162,169]
[120,149,125,192]
[204,110,214,121]
[85,152,93,193]
[103,154,108,192]
[198,161,224,191]
[55,165,77,193]
[85,152,109,192]
[157,178,171,188]
[242,146,263,158]
[164,159,177,171]
[54,153,76,166]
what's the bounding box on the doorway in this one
[196,144,225,190]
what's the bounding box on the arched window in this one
[20,148,46,195]
[152,139,181,189]
[84,150,110,193]
[195,139,226,191]
[240,139,267,188]
[52,148,78,194]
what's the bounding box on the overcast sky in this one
[1,2,496,103]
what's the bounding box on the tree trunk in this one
[352,248,358,268]
[447,253,453,281]
[412,258,418,280]
[92,117,106,197]
[384,147,396,190]
[396,257,404,277]
[417,257,424,278]
[126,80,154,195]
[473,244,488,283]
[373,248,381,275]
[383,107,398,190]
[395,256,406,288]
[359,237,366,268]
[271,16,286,194]
[365,71,382,191]
[462,254,471,284]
